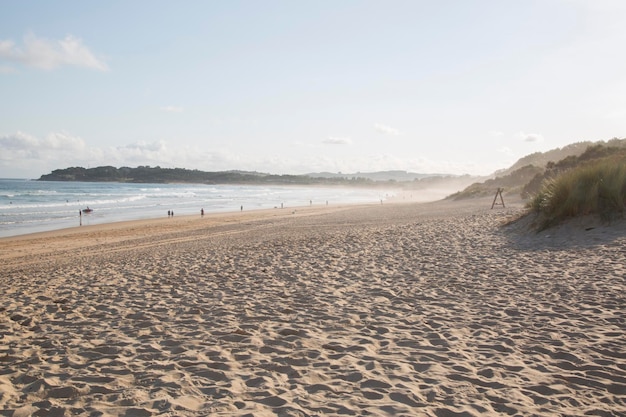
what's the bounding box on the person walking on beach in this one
[201,208,204,217]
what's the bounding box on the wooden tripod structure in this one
[491,188,505,209]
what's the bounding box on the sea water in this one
[0,179,394,238]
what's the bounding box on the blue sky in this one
[1,1,625,178]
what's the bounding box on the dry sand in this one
[1,198,625,416]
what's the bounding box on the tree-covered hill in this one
[38,166,376,185]
[451,138,626,200]
[37,166,479,192]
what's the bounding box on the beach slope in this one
[1,199,625,416]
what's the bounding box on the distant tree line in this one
[37,166,382,186]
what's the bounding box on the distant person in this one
[171,210,174,216]
[201,208,204,216]
[168,210,171,217]
[241,205,243,211]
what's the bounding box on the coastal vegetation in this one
[451,138,626,229]
[527,150,626,230]
[451,138,626,200]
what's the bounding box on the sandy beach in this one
[1,198,625,417]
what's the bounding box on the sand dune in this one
[1,198,625,416]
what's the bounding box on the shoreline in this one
[2,197,625,416]
[0,180,408,240]
[0,197,373,241]
[0,193,459,264]
[0,202,368,269]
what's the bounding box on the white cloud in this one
[0,131,88,175]
[0,33,108,71]
[374,123,400,135]
[0,40,15,56]
[161,106,184,113]
[115,141,168,158]
[0,131,85,153]
[42,132,86,150]
[0,131,39,149]
[0,131,502,179]
[517,131,544,143]
[322,136,352,145]
[3,131,86,151]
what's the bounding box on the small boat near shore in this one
[82,207,93,214]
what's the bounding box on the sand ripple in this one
[1,200,625,416]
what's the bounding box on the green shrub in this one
[528,155,626,230]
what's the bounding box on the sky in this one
[1,1,625,179]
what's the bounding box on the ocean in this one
[0,179,396,238]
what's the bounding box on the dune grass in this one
[528,154,626,230]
